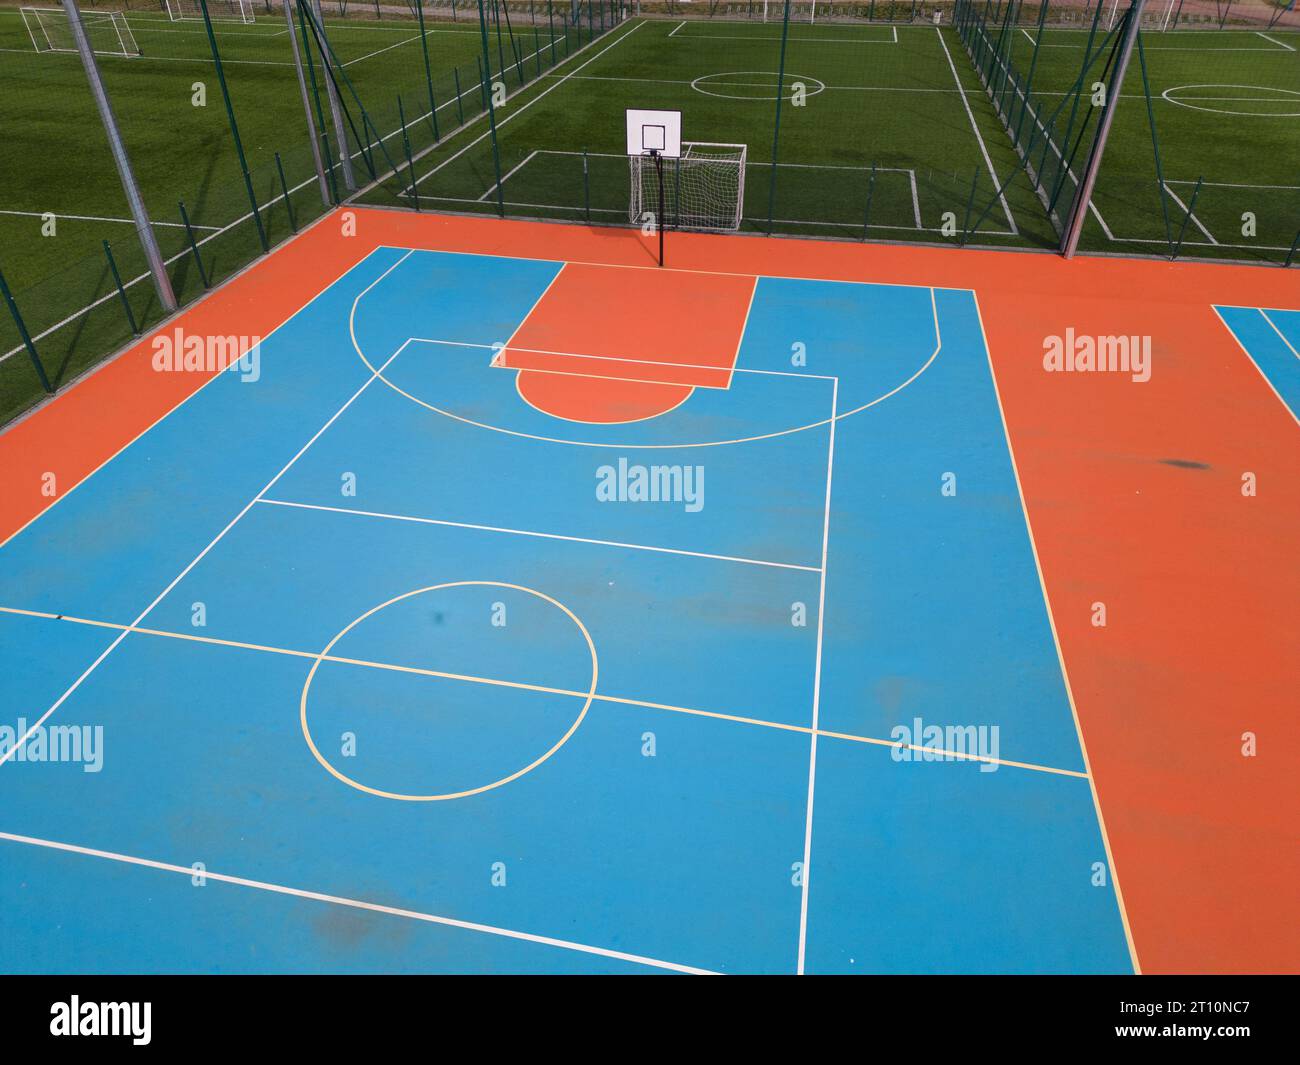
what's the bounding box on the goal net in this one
[21,7,140,57]
[165,0,256,24]
[629,143,748,232]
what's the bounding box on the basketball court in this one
[0,201,1295,974]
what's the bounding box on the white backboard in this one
[625,109,682,159]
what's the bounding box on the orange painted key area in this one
[1,210,1296,973]
[499,261,755,420]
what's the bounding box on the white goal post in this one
[629,142,748,232]
[21,6,140,58]
[165,0,256,24]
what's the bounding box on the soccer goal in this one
[21,7,140,58]
[165,0,256,24]
[629,143,748,232]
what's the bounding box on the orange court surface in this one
[0,208,1295,976]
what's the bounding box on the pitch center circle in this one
[1160,83,1300,117]
[300,581,598,801]
[691,71,826,101]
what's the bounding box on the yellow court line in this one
[1,605,1088,780]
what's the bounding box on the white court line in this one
[0,830,716,974]
[669,19,685,37]
[908,169,922,228]
[968,291,1141,974]
[1257,32,1296,52]
[412,19,645,190]
[1206,305,1300,426]
[0,245,393,550]
[1161,181,1217,245]
[0,252,416,768]
[0,208,220,231]
[258,497,822,572]
[934,26,1018,235]
[352,299,937,450]
[371,241,951,291]
[795,367,839,976]
[1210,307,1300,429]
[1259,309,1300,361]
[473,337,833,380]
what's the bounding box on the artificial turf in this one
[0,3,1295,428]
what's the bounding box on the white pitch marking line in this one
[664,28,899,44]
[0,208,220,230]
[908,168,922,229]
[0,830,717,975]
[971,30,1116,240]
[0,252,416,769]
[1161,181,1217,245]
[258,497,822,572]
[1257,32,1295,52]
[412,19,645,190]
[478,149,539,201]
[933,25,1018,235]
[342,32,424,68]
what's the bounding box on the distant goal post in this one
[165,0,257,24]
[21,6,141,58]
[629,143,748,232]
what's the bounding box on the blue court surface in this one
[1214,306,1300,423]
[0,247,1132,974]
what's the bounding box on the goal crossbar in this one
[629,142,748,232]
[21,7,140,58]
[165,0,256,24]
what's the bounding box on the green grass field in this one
[385,14,1299,256]
[392,17,1059,244]
[987,23,1300,256]
[0,3,1296,428]
[0,1,594,423]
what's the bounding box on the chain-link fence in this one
[1,0,1296,427]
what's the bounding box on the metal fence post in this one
[102,240,139,336]
[310,0,356,191]
[477,0,506,216]
[285,0,330,207]
[60,0,176,312]
[197,0,268,251]
[0,267,53,393]
[178,200,210,289]
[765,0,793,233]
[1061,0,1147,258]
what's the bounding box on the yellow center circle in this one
[299,581,598,801]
